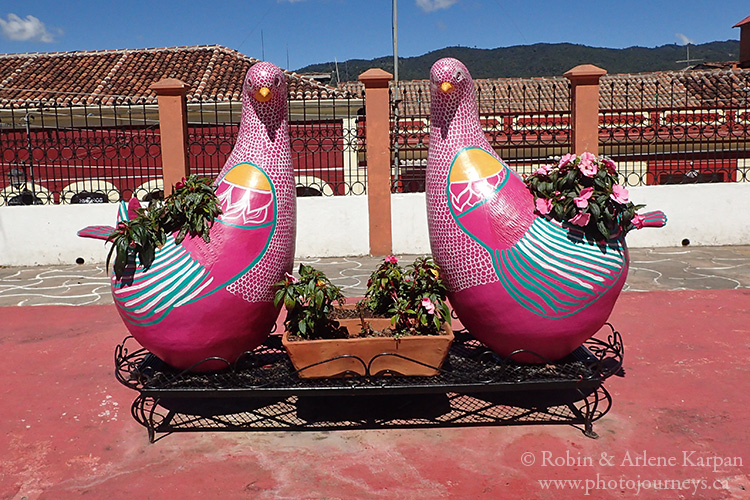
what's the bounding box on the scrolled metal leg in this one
[575,387,601,439]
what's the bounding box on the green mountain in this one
[296,41,740,82]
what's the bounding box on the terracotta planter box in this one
[282,320,454,379]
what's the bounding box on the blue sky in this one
[0,1,747,71]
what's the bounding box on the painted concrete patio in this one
[1,246,749,499]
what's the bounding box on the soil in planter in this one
[330,306,396,338]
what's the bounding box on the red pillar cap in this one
[564,64,607,80]
[150,78,190,96]
[358,68,393,88]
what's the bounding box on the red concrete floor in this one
[2,290,750,499]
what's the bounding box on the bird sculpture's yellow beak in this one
[254,87,272,102]
[440,82,455,94]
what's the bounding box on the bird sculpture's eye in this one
[274,75,283,87]
[455,71,464,83]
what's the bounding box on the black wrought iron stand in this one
[115,326,624,443]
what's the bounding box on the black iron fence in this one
[599,71,750,186]
[390,71,750,191]
[0,101,161,205]
[0,90,366,205]
[390,81,572,193]
[187,92,366,197]
[3,71,750,205]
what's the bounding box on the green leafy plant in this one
[106,175,221,280]
[274,264,346,340]
[524,153,646,242]
[361,256,450,337]
[106,204,165,281]
[160,176,223,245]
[274,256,451,340]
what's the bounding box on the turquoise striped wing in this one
[112,235,214,327]
[493,218,626,318]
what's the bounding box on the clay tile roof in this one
[341,67,750,115]
[0,45,346,108]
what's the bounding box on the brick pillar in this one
[150,78,190,197]
[564,64,607,156]
[359,68,393,256]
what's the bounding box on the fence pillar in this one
[359,68,393,256]
[150,78,190,197]
[564,64,606,156]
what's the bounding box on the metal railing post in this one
[150,78,190,197]
[359,68,393,256]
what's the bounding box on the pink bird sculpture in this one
[79,62,296,370]
[425,58,665,361]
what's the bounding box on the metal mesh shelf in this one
[115,325,623,442]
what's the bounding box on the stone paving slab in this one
[1,246,749,307]
[624,246,750,291]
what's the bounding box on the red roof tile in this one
[341,68,750,115]
[0,45,349,108]
[2,44,747,115]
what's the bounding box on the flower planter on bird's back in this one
[275,257,454,379]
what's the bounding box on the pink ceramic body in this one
[112,62,295,371]
[120,287,278,371]
[426,58,629,362]
[450,260,628,362]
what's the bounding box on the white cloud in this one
[0,13,57,43]
[675,33,695,46]
[416,0,458,13]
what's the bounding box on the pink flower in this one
[610,184,629,204]
[384,255,399,264]
[559,153,577,168]
[533,164,554,176]
[570,211,591,227]
[535,197,553,215]
[174,177,187,190]
[632,213,646,229]
[578,158,598,177]
[602,157,617,174]
[580,152,597,163]
[284,272,297,283]
[574,187,594,209]
[421,297,435,315]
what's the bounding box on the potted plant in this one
[524,152,651,243]
[274,257,454,378]
[106,175,222,280]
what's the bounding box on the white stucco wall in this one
[391,193,430,255]
[390,183,750,254]
[295,195,369,257]
[0,203,119,266]
[1,182,749,266]
[0,195,370,266]
[622,183,750,247]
